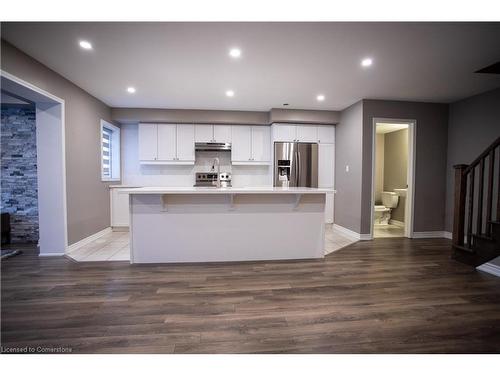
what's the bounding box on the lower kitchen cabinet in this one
[110,187,132,227]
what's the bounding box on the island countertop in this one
[121,186,335,195]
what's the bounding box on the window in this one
[100,120,121,181]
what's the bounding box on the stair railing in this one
[453,136,500,248]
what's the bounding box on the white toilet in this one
[374,191,399,225]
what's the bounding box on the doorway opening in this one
[371,119,416,239]
[1,71,67,256]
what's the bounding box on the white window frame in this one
[100,120,121,182]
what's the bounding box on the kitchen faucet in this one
[211,157,221,188]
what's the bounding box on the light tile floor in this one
[373,224,404,238]
[67,225,358,262]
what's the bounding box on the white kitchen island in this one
[122,187,333,264]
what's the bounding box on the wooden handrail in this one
[464,136,500,174]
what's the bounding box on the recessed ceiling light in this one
[229,48,241,58]
[316,94,325,102]
[361,58,373,67]
[127,87,136,94]
[79,40,92,50]
[225,90,235,97]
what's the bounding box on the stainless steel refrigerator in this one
[274,142,318,187]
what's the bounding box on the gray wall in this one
[1,104,39,242]
[1,40,116,245]
[336,99,448,235]
[362,100,448,234]
[384,128,408,223]
[334,101,364,233]
[445,87,500,232]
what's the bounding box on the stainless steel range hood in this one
[195,142,231,152]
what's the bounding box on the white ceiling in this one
[2,22,500,111]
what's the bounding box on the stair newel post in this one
[453,164,468,247]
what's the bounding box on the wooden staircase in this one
[452,136,500,267]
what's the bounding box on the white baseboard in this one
[477,261,500,277]
[332,224,370,240]
[412,231,448,239]
[39,252,66,257]
[389,219,405,228]
[66,227,112,253]
[443,231,452,239]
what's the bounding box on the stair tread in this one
[453,244,475,253]
[473,234,495,241]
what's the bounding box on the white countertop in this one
[121,186,335,195]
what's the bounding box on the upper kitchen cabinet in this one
[272,124,296,142]
[231,125,271,165]
[194,124,232,143]
[296,125,318,142]
[138,123,158,161]
[272,123,335,143]
[138,123,194,164]
[317,125,335,143]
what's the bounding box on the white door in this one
[213,125,232,143]
[318,143,335,188]
[138,123,157,161]
[176,124,195,161]
[157,124,177,161]
[111,188,130,227]
[231,126,252,162]
[251,126,271,162]
[273,124,296,142]
[195,124,214,142]
[317,125,335,143]
[296,125,318,142]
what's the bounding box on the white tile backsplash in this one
[121,124,272,187]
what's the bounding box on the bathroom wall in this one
[383,128,408,223]
[1,104,39,243]
[121,124,272,187]
[374,133,385,204]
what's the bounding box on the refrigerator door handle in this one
[293,150,299,187]
[297,151,301,187]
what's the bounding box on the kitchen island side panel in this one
[130,193,325,263]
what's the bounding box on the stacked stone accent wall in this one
[1,105,39,243]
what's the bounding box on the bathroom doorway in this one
[371,119,416,238]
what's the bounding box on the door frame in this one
[370,117,416,239]
[1,70,68,256]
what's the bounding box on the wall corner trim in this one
[476,262,500,277]
[66,227,112,254]
[332,224,371,240]
[412,231,449,239]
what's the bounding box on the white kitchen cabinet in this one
[296,125,318,142]
[251,126,271,162]
[231,125,271,165]
[138,123,157,161]
[272,124,320,142]
[176,124,195,161]
[317,125,335,143]
[325,193,334,224]
[138,123,194,164]
[194,125,214,142]
[318,143,335,188]
[273,124,296,142]
[157,124,176,161]
[110,187,131,227]
[213,125,232,143]
[318,143,335,224]
[195,124,232,143]
[231,126,252,162]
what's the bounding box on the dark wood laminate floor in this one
[2,238,500,354]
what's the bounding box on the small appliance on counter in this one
[194,172,232,188]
